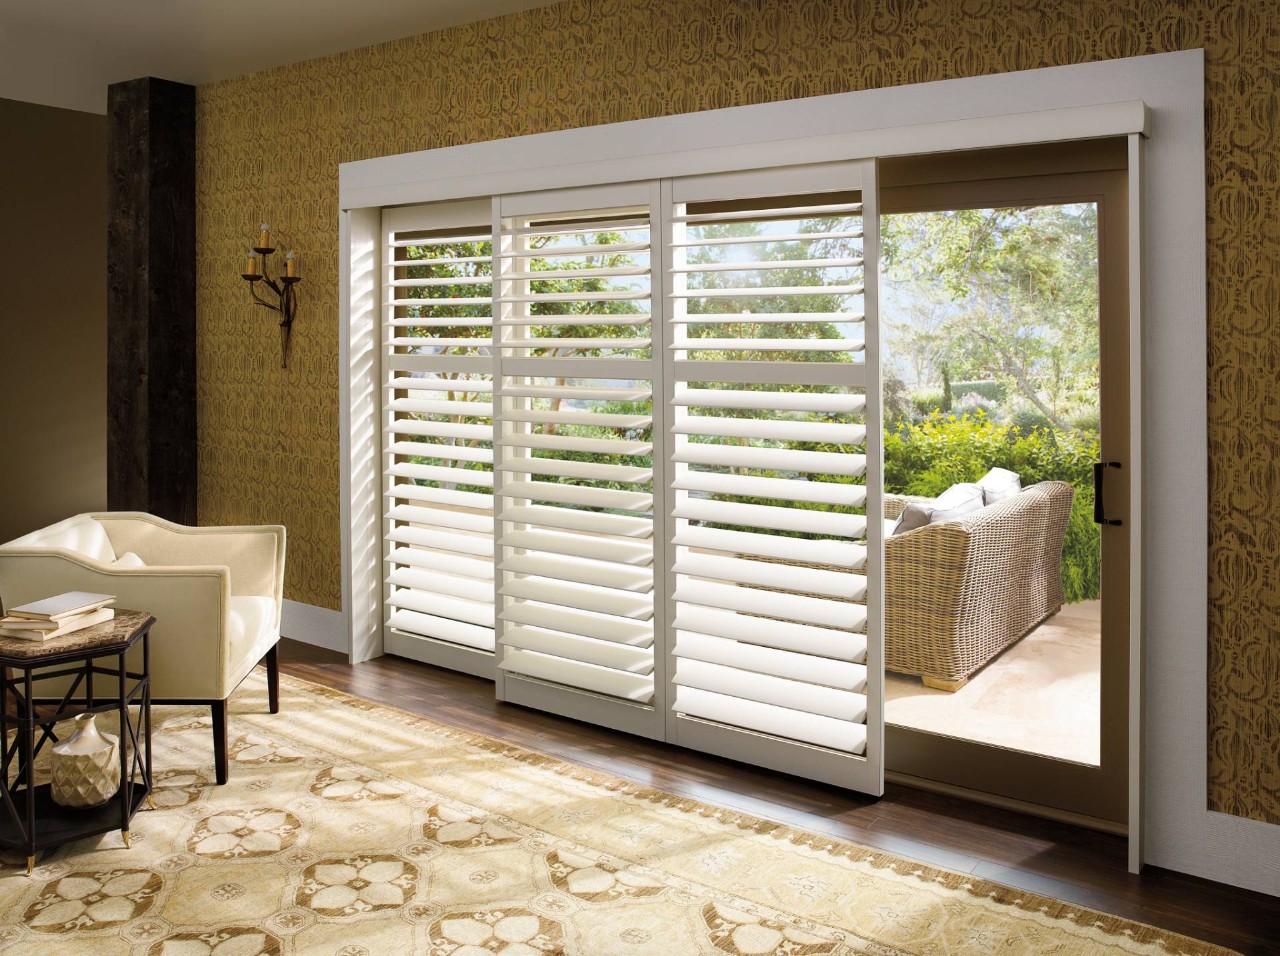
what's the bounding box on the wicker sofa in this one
[882,480,1074,691]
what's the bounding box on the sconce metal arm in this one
[241,249,300,368]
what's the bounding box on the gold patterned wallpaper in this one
[194,0,1279,823]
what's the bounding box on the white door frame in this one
[340,51,1280,892]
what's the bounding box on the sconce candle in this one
[239,227,301,368]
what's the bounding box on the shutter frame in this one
[381,202,498,669]
[664,161,884,791]
[493,184,667,737]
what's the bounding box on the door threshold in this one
[886,770,1127,836]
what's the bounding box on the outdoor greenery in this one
[393,200,1102,604]
[881,203,1102,601]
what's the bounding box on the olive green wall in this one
[194,0,1279,824]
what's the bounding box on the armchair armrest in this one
[0,550,232,698]
[0,548,229,613]
[94,513,285,603]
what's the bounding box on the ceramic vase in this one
[50,714,120,809]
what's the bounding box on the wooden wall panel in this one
[108,77,197,524]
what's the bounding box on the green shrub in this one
[950,380,1007,402]
[951,392,1003,422]
[1067,405,1101,433]
[884,412,1100,603]
[911,391,944,416]
[1008,404,1054,434]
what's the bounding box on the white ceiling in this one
[0,0,564,114]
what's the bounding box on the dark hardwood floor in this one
[274,638,1279,955]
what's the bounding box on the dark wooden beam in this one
[106,77,196,523]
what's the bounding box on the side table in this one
[0,609,155,873]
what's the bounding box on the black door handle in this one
[1093,461,1122,526]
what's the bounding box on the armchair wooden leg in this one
[211,700,229,785]
[265,644,280,715]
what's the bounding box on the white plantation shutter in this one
[376,165,883,794]
[492,183,666,737]
[381,201,497,675]
[662,162,884,791]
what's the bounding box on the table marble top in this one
[0,609,154,664]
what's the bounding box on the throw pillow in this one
[930,482,985,523]
[892,502,933,536]
[112,551,146,568]
[979,467,1021,505]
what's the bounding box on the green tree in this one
[881,205,1099,432]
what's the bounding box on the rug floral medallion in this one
[0,674,1234,956]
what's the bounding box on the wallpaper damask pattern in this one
[194,0,1279,823]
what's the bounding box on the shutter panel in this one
[382,202,497,674]
[664,163,884,790]
[493,184,665,738]
[377,164,883,796]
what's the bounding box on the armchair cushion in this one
[96,514,281,599]
[226,596,278,678]
[113,551,146,568]
[978,467,1021,505]
[10,515,117,564]
[930,482,984,522]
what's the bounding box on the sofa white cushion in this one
[892,503,933,536]
[979,467,1021,505]
[930,482,985,522]
[113,551,146,568]
[890,482,985,536]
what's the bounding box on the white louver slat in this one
[666,166,883,784]
[493,187,663,731]
[382,202,498,668]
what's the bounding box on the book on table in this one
[0,607,116,642]
[0,592,118,642]
[6,591,115,622]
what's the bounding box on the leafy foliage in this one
[949,380,1007,402]
[882,205,1100,432]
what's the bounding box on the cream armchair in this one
[0,512,286,784]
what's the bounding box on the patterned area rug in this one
[0,673,1234,955]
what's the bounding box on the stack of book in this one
[0,592,116,642]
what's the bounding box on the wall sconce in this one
[239,223,301,368]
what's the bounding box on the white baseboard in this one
[280,599,348,654]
